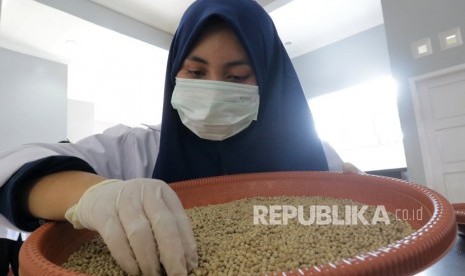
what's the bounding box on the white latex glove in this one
[343,162,365,174]
[65,178,198,276]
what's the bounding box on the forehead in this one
[188,26,250,62]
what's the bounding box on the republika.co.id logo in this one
[252,204,423,226]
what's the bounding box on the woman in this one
[0,0,344,275]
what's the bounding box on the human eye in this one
[225,65,256,84]
[225,70,256,84]
[177,66,206,79]
[226,74,249,82]
[187,69,206,79]
[177,58,208,79]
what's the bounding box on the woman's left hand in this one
[342,162,365,174]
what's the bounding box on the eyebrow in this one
[186,55,251,67]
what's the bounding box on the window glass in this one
[308,76,406,171]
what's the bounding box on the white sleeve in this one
[0,224,29,240]
[0,125,160,231]
[0,124,161,189]
[321,141,344,172]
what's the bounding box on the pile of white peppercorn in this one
[62,235,127,275]
[62,196,414,276]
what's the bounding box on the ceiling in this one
[86,0,384,57]
[0,0,384,61]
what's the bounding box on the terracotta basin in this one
[19,171,457,275]
[452,203,465,236]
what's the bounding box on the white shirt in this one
[0,225,29,240]
[0,124,343,231]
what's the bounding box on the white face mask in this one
[171,77,260,141]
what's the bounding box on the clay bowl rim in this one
[20,171,457,276]
[452,203,465,222]
[452,203,465,236]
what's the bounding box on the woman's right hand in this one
[65,178,198,276]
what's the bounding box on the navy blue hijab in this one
[153,0,328,183]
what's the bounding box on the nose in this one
[208,72,223,82]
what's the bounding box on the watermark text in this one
[253,205,390,226]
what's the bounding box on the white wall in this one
[67,99,95,142]
[292,25,391,98]
[0,47,67,152]
[381,0,465,185]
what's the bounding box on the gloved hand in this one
[65,178,198,276]
[343,162,365,174]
